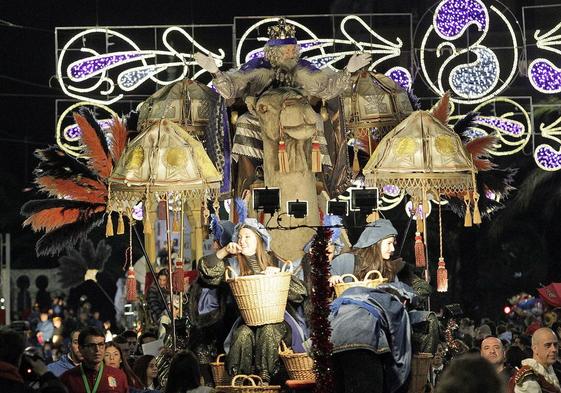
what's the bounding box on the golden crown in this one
[267,18,296,40]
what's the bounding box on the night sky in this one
[2,0,561,318]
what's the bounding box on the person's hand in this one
[263,266,281,275]
[328,275,343,286]
[193,52,220,74]
[224,242,242,255]
[346,52,372,73]
[27,356,48,377]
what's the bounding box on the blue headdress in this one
[232,218,272,251]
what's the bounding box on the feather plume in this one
[57,239,112,288]
[108,117,128,163]
[466,135,497,159]
[73,113,112,178]
[453,111,479,139]
[431,92,451,124]
[21,199,103,216]
[78,108,110,156]
[35,212,105,256]
[35,176,106,203]
[34,146,96,180]
[22,204,105,232]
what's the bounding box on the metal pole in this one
[165,195,177,350]
[0,234,11,325]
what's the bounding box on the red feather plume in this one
[36,176,107,203]
[24,207,82,232]
[74,113,112,178]
[466,135,497,171]
[431,91,451,125]
[108,116,128,163]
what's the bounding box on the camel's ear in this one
[245,96,257,115]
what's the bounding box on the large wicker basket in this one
[210,354,231,386]
[279,341,315,381]
[216,374,281,393]
[407,353,433,393]
[334,270,387,297]
[225,264,292,326]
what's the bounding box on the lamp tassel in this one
[352,147,360,174]
[105,213,114,237]
[320,101,329,121]
[311,139,322,173]
[464,194,472,227]
[436,257,448,293]
[172,260,185,293]
[414,232,426,268]
[117,213,125,235]
[143,211,152,234]
[278,140,289,173]
[126,266,137,302]
[173,211,181,232]
[472,192,482,225]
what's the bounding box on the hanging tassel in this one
[463,194,472,227]
[311,139,322,172]
[278,140,289,173]
[436,257,448,292]
[144,211,152,234]
[231,111,238,125]
[173,211,181,232]
[172,260,185,293]
[126,266,137,302]
[472,192,482,224]
[320,102,329,121]
[352,147,360,174]
[105,213,114,237]
[415,202,424,233]
[117,213,125,235]
[414,232,426,268]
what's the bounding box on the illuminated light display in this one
[528,59,561,94]
[534,116,561,171]
[462,128,488,140]
[382,184,401,197]
[474,115,524,137]
[433,0,488,40]
[419,1,519,104]
[56,102,117,158]
[384,66,412,90]
[57,27,225,105]
[447,46,499,99]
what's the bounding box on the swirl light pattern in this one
[434,0,488,40]
[534,116,561,171]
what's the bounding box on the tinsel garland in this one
[309,227,335,393]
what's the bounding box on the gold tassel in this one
[278,140,289,173]
[117,213,125,235]
[105,213,114,237]
[143,211,152,234]
[464,194,472,227]
[311,139,321,172]
[472,192,482,224]
[436,257,448,292]
[352,147,360,174]
[231,111,238,125]
[173,211,181,232]
[320,102,329,121]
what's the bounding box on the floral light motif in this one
[433,0,488,40]
[384,67,413,90]
[534,116,561,171]
[528,59,561,94]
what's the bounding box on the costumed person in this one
[196,218,307,383]
[186,217,237,383]
[509,327,561,393]
[194,17,369,198]
[328,218,436,393]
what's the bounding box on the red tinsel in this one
[414,232,426,268]
[309,227,335,393]
[172,260,185,293]
[126,266,137,302]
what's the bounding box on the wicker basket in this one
[334,270,387,297]
[216,374,281,393]
[225,264,292,326]
[210,354,231,386]
[407,353,433,393]
[279,341,316,381]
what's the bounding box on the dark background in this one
[2,0,561,320]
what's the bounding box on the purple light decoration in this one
[118,65,167,89]
[70,53,142,80]
[528,59,561,94]
[434,0,488,40]
[535,145,561,171]
[461,128,487,140]
[475,116,524,137]
[385,67,412,90]
[64,119,114,141]
[132,202,144,221]
[383,184,401,197]
[299,41,323,50]
[309,55,341,69]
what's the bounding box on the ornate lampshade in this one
[342,70,413,155]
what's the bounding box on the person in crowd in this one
[147,269,171,324]
[60,327,128,393]
[510,327,560,393]
[480,336,513,384]
[197,218,307,383]
[164,350,214,393]
[436,353,504,393]
[51,317,64,347]
[0,327,67,393]
[113,332,137,366]
[47,330,83,377]
[132,355,160,391]
[428,344,446,389]
[103,342,143,390]
[36,312,54,343]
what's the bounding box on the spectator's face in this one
[380,237,396,260]
[147,358,158,379]
[53,318,61,328]
[158,274,168,289]
[481,337,505,366]
[103,346,121,368]
[238,228,258,256]
[80,336,106,365]
[70,331,84,362]
[533,330,559,367]
[40,313,48,322]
